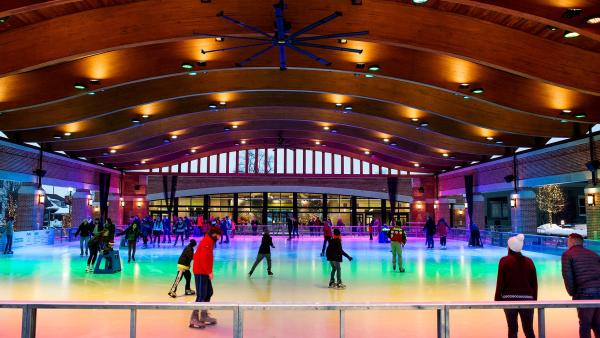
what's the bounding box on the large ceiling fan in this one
[194,0,368,70]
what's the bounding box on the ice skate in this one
[328,281,336,288]
[268,271,274,276]
[168,291,177,298]
[185,289,196,296]
[399,268,406,273]
[336,283,346,289]
[189,310,206,329]
[200,310,217,325]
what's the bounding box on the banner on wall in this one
[0,229,55,249]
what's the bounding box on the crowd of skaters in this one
[69,214,600,337]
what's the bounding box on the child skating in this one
[326,228,353,289]
[168,239,197,298]
[388,221,407,272]
[248,227,275,277]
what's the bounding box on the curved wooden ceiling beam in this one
[41,106,504,155]
[61,119,484,165]
[0,0,80,15]
[0,0,598,93]
[0,70,582,138]
[10,90,542,148]
[1,40,597,117]
[89,129,449,172]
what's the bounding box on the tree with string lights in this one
[536,184,566,225]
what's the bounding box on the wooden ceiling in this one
[0,0,598,173]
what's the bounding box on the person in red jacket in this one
[320,219,333,257]
[189,226,222,329]
[388,221,407,272]
[494,234,538,338]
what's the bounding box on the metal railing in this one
[2,300,600,338]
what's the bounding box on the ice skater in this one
[118,221,140,263]
[173,217,186,247]
[168,239,197,298]
[219,216,230,244]
[494,234,537,338]
[437,218,450,249]
[424,216,436,249]
[248,227,275,277]
[326,228,353,289]
[74,218,93,256]
[152,217,163,246]
[162,216,172,243]
[320,219,332,257]
[388,221,407,272]
[86,229,109,272]
[190,226,222,329]
[2,216,15,255]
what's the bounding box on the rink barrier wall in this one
[3,300,600,338]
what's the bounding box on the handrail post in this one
[130,308,137,338]
[437,306,449,338]
[233,305,243,338]
[538,307,545,338]
[21,305,37,338]
[339,309,345,338]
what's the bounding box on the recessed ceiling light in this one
[355,63,365,69]
[335,103,343,107]
[74,83,88,90]
[575,113,587,119]
[191,149,197,153]
[383,138,389,143]
[219,101,227,105]
[109,149,117,154]
[163,139,171,143]
[323,126,330,130]
[411,118,419,122]
[64,132,72,136]
[87,92,96,96]
[561,109,572,114]
[390,142,397,146]
[419,122,429,127]
[141,160,147,164]
[463,95,470,99]
[412,0,428,4]
[364,150,370,155]
[368,64,380,71]
[142,115,149,119]
[188,71,198,76]
[208,104,218,109]
[562,8,582,19]
[330,129,338,133]
[564,31,580,38]
[470,88,484,94]
[495,140,504,144]
[338,39,348,44]
[215,37,224,42]
[560,119,569,123]
[459,83,470,89]
[344,106,352,111]
[442,153,449,157]
[232,125,238,129]
[545,25,558,31]
[181,62,194,69]
[53,135,62,140]
[486,136,494,141]
[89,79,101,85]
[365,74,375,78]
[131,118,141,123]
[414,163,420,167]
[587,16,600,24]
[241,140,247,144]
[224,127,231,131]
[170,135,179,140]
[315,141,321,145]
[0,16,10,24]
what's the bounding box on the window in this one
[190,159,198,173]
[247,149,256,173]
[296,149,304,174]
[578,196,587,216]
[315,151,323,174]
[238,150,247,173]
[306,150,314,174]
[277,148,285,174]
[286,149,294,174]
[324,153,332,174]
[228,151,237,174]
[219,153,227,173]
[180,162,189,173]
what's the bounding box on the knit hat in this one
[507,234,525,252]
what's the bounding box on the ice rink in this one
[0,235,581,337]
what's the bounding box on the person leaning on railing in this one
[561,233,600,338]
[494,234,538,338]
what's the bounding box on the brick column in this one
[16,183,45,231]
[584,186,600,240]
[72,189,93,228]
[107,193,124,226]
[510,190,537,234]
[467,194,486,228]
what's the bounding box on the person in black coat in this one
[249,228,275,276]
[118,221,141,263]
[423,216,436,249]
[74,219,93,256]
[86,229,109,272]
[562,233,600,338]
[326,228,353,289]
[168,239,197,298]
